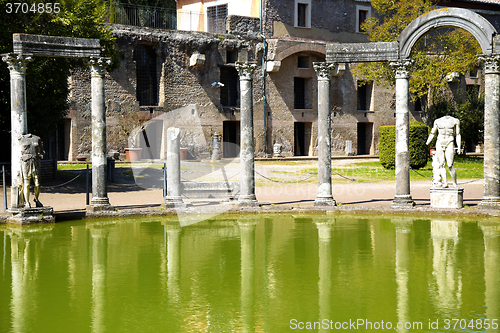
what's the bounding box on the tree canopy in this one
[0,0,119,160]
[352,0,482,100]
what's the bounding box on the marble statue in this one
[19,134,44,208]
[426,116,461,188]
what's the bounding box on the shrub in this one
[378,121,429,169]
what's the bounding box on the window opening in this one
[298,56,309,68]
[220,67,239,107]
[297,3,307,27]
[294,77,306,109]
[135,44,158,106]
[207,4,227,33]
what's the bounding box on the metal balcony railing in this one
[107,2,178,30]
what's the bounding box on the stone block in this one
[13,33,101,58]
[7,207,54,225]
[326,42,399,63]
[430,187,464,209]
[189,53,205,67]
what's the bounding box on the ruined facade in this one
[61,0,500,161]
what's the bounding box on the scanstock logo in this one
[128,104,240,226]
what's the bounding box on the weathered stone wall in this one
[67,25,266,160]
[226,15,261,37]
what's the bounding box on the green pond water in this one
[0,214,499,333]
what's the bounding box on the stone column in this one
[163,127,184,208]
[2,53,32,209]
[390,60,415,208]
[88,57,112,211]
[313,62,337,206]
[235,62,259,207]
[478,55,500,207]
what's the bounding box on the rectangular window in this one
[207,4,227,33]
[294,77,306,109]
[298,56,309,68]
[297,3,307,27]
[295,0,311,28]
[220,66,239,107]
[357,84,367,111]
[227,50,238,63]
[356,5,371,33]
[135,44,158,106]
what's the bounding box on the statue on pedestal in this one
[19,134,44,208]
[426,116,461,188]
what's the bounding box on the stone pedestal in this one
[430,187,464,209]
[7,207,54,224]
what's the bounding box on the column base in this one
[7,207,54,225]
[87,197,113,212]
[314,196,336,207]
[478,197,500,208]
[391,195,415,209]
[238,194,260,207]
[162,196,186,209]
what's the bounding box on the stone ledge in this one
[7,207,54,225]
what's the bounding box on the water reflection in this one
[0,215,499,332]
[238,218,257,333]
[316,220,334,333]
[87,222,114,333]
[480,222,500,333]
[4,225,53,333]
[430,220,462,315]
[392,218,412,333]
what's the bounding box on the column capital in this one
[235,62,257,80]
[2,53,32,74]
[478,54,500,74]
[313,62,336,81]
[89,57,111,76]
[390,59,414,79]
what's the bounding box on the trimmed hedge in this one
[379,121,429,170]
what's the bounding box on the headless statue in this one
[19,134,44,208]
[426,116,461,188]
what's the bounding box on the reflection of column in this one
[239,220,257,333]
[313,62,336,206]
[2,54,32,208]
[88,224,110,333]
[390,60,414,208]
[479,223,500,333]
[478,55,500,207]
[430,220,461,314]
[316,221,334,331]
[392,219,412,333]
[7,225,52,333]
[89,57,112,210]
[165,223,181,303]
[235,62,259,207]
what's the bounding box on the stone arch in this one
[275,44,326,62]
[398,7,497,59]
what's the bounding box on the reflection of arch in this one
[398,8,497,58]
[275,44,326,62]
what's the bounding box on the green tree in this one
[0,0,118,160]
[352,0,481,100]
